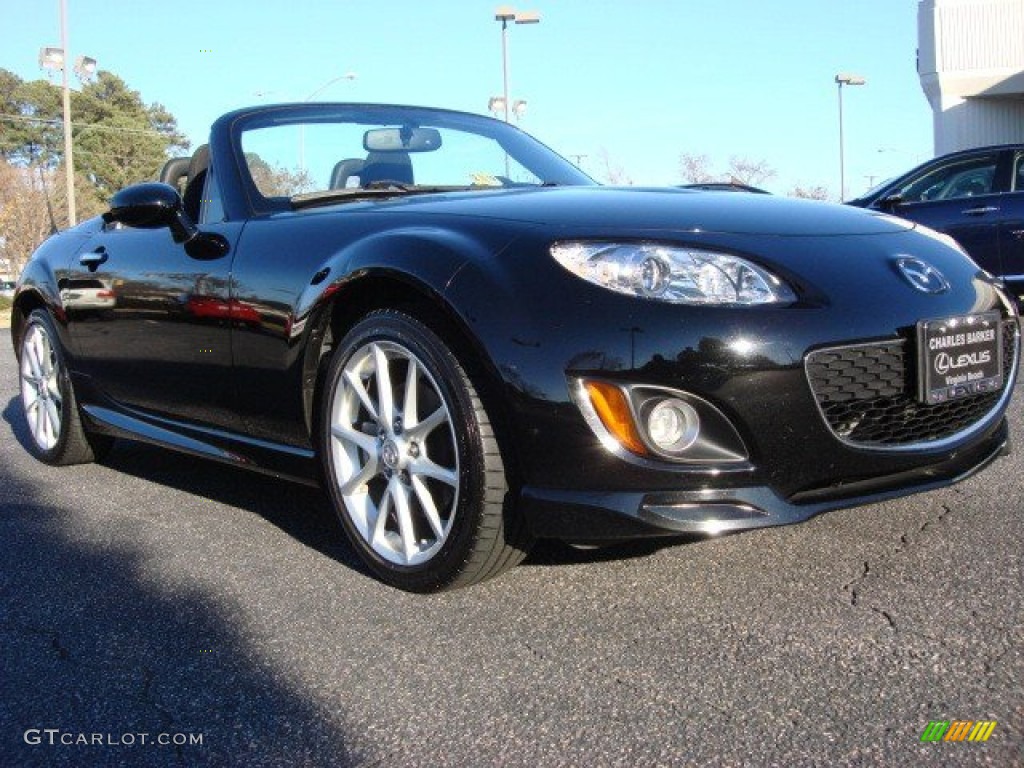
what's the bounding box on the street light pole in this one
[298,72,357,171]
[305,72,357,102]
[40,2,95,228]
[59,0,75,226]
[834,73,865,202]
[494,7,539,123]
[498,9,511,123]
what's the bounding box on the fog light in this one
[646,398,700,453]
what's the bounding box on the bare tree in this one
[678,153,715,183]
[596,147,633,186]
[0,159,104,278]
[789,184,832,201]
[725,156,776,188]
[0,161,49,278]
[679,153,777,189]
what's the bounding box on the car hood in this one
[360,186,914,237]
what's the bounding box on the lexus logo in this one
[934,349,991,375]
[895,256,950,294]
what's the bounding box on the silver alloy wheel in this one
[329,340,460,566]
[20,322,63,452]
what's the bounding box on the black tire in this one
[321,309,531,591]
[17,309,113,465]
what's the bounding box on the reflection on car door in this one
[64,222,243,431]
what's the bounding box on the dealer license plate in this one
[917,311,1003,405]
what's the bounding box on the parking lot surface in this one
[1,342,1021,767]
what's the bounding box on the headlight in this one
[550,241,795,305]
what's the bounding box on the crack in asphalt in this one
[3,620,187,762]
[1,621,71,659]
[142,666,186,765]
[840,503,957,633]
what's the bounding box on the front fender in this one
[11,227,96,354]
[298,225,513,320]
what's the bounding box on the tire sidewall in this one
[321,311,489,590]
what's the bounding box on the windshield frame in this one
[224,103,595,214]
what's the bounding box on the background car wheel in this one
[18,309,113,465]
[322,309,531,591]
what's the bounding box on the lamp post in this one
[38,0,97,227]
[298,72,357,171]
[305,72,358,102]
[834,73,865,202]
[494,6,539,123]
[487,96,527,121]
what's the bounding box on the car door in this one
[64,171,243,432]
[999,149,1024,304]
[886,150,1005,275]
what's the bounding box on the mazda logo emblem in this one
[895,256,950,294]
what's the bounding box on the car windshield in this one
[236,104,594,210]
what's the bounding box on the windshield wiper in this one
[291,183,482,209]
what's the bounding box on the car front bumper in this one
[519,418,1010,539]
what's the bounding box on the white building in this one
[918,0,1024,154]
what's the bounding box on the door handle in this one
[961,205,999,216]
[79,247,108,271]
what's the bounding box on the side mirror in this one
[102,182,228,259]
[877,193,904,213]
[104,182,198,244]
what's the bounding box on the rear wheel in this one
[19,309,112,465]
[322,310,530,591]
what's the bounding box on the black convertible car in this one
[11,103,1020,591]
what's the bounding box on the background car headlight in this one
[550,241,796,305]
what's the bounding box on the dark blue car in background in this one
[848,144,1024,305]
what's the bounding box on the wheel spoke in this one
[406,406,447,441]
[370,487,391,546]
[43,398,61,439]
[409,457,457,487]
[20,366,35,388]
[339,454,378,496]
[331,423,378,454]
[343,369,379,422]
[372,344,394,432]
[389,478,417,561]
[403,359,419,426]
[411,475,445,540]
[34,333,50,376]
[25,335,43,380]
[35,399,48,444]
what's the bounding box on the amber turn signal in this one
[583,380,648,456]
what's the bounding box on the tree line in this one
[0,67,188,278]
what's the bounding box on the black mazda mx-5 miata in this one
[10,104,1020,591]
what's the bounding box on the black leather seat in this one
[159,157,191,193]
[330,158,366,189]
[357,152,413,186]
[182,145,210,221]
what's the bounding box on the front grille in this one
[805,320,1017,447]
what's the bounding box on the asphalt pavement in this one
[1,341,1021,767]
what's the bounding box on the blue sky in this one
[3,0,932,197]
